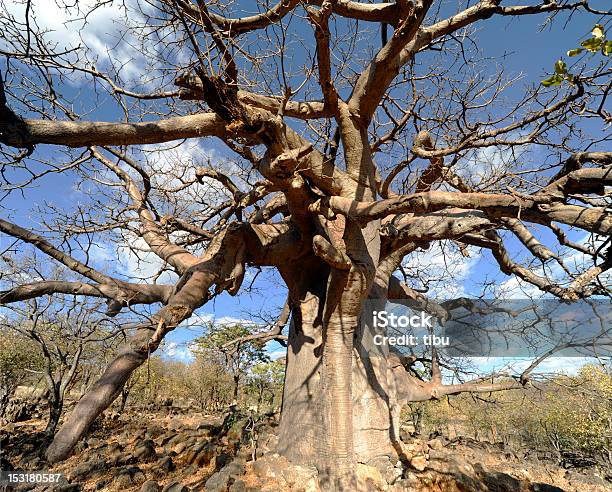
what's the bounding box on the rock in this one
[228,479,247,492]
[172,439,193,455]
[70,457,106,481]
[107,449,125,467]
[399,424,415,442]
[51,484,82,492]
[133,439,157,462]
[159,432,179,447]
[4,399,37,423]
[402,439,427,457]
[159,455,176,472]
[94,479,110,490]
[113,466,146,489]
[139,480,162,492]
[427,437,445,450]
[481,471,523,492]
[161,482,189,492]
[355,463,386,490]
[107,442,122,454]
[86,437,101,448]
[152,456,175,479]
[389,478,418,492]
[211,451,232,470]
[409,454,428,472]
[195,422,218,436]
[250,454,318,492]
[182,442,215,467]
[531,484,565,492]
[205,459,246,492]
[364,456,402,485]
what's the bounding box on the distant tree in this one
[246,359,286,412]
[411,363,612,466]
[193,324,270,403]
[0,329,42,418]
[121,356,167,409]
[183,354,233,411]
[0,298,120,435]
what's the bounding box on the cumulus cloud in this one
[160,341,194,363]
[402,241,479,299]
[116,235,178,284]
[454,141,532,190]
[185,313,258,329]
[1,0,165,84]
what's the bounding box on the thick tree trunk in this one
[277,290,401,475]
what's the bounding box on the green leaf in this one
[581,37,603,53]
[541,73,564,87]
[603,41,612,57]
[567,48,583,57]
[554,60,567,74]
[591,24,605,39]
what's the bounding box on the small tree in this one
[184,354,233,411]
[1,298,120,435]
[193,324,270,403]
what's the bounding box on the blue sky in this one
[1,0,610,373]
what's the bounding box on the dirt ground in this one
[1,407,610,491]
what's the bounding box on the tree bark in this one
[233,374,240,403]
[45,388,63,437]
[277,260,404,484]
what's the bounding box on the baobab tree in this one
[0,0,611,489]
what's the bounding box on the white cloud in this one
[402,241,479,299]
[499,276,545,299]
[1,0,166,84]
[117,234,178,284]
[185,313,258,329]
[454,142,531,190]
[160,341,194,363]
[267,349,287,360]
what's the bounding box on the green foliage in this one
[125,356,168,403]
[184,354,234,410]
[192,323,270,386]
[119,325,281,412]
[245,359,285,411]
[541,24,610,87]
[534,365,612,458]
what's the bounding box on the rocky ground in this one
[1,402,610,491]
